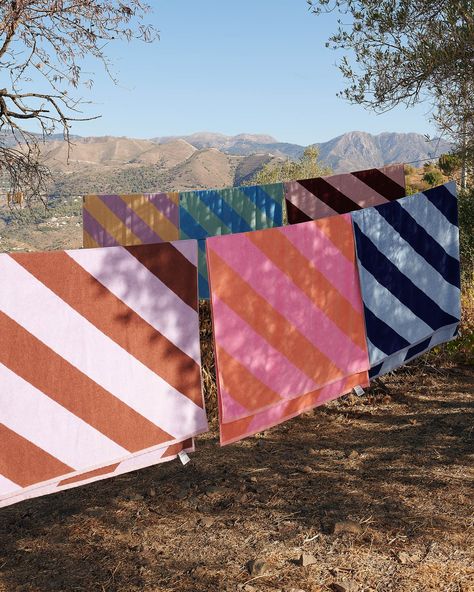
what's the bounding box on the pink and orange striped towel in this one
[0,240,207,508]
[206,214,370,445]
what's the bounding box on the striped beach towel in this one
[352,182,461,379]
[83,193,180,247]
[207,214,370,444]
[285,164,406,224]
[0,240,207,508]
[179,183,284,299]
[2,439,194,508]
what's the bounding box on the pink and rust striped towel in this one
[83,192,180,247]
[285,164,406,224]
[206,214,370,445]
[0,240,207,508]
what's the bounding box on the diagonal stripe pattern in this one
[0,241,207,508]
[352,182,461,379]
[83,193,180,248]
[179,183,284,299]
[285,164,406,224]
[206,214,370,444]
[0,439,194,507]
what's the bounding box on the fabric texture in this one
[1,439,194,508]
[207,214,370,444]
[352,182,461,379]
[179,183,284,299]
[0,240,207,508]
[285,164,406,224]
[83,193,180,248]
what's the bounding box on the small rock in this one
[128,493,144,502]
[148,486,156,497]
[333,520,362,535]
[297,552,317,567]
[199,516,215,528]
[247,559,269,576]
[348,450,359,459]
[331,580,359,592]
[301,465,314,474]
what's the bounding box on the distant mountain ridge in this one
[153,130,452,170]
[1,130,453,196]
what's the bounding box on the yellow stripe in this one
[83,196,142,246]
[121,194,179,242]
[83,229,100,249]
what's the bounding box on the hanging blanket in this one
[0,240,207,508]
[352,182,461,379]
[179,183,284,298]
[285,164,406,224]
[83,193,180,247]
[1,439,194,507]
[207,214,370,444]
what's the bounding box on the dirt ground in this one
[0,358,473,592]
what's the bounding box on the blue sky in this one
[71,0,434,144]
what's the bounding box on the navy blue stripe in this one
[354,224,460,331]
[376,200,460,288]
[369,363,384,379]
[364,305,411,356]
[423,184,458,226]
[196,190,253,234]
[404,336,432,360]
[180,208,210,240]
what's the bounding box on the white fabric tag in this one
[178,450,191,465]
[354,385,365,397]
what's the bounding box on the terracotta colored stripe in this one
[285,198,313,224]
[162,437,193,458]
[0,311,174,452]
[58,463,120,486]
[351,168,406,200]
[216,345,283,414]
[298,177,362,213]
[125,243,198,311]
[247,230,367,352]
[220,371,368,445]
[12,252,203,408]
[0,424,72,487]
[209,252,343,384]
[309,214,356,264]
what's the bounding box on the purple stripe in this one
[99,195,163,244]
[83,208,119,247]
[148,193,179,226]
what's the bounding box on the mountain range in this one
[4,130,452,196]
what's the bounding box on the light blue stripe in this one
[399,195,459,259]
[359,265,433,345]
[371,211,461,316]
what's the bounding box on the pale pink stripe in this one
[171,239,198,267]
[0,475,18,496]
[66,246,200,364]
[284,180,338,219]
[0,441,194,508]
[322,173,390,208]
[221,376,368,445]
[0,362,127,469]
[220,386,251,419]
[380,164,406,186]
[0,255,206,440]
[209,236,364,372]
[214,297,319,400]
[280,221,363,313]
